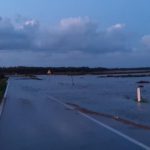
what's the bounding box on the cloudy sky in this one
[0,0,150,67]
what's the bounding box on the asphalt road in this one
[0,76,150,150]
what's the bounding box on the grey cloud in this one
[0,16,134,54]
[0,17,39,50]
[36,18,131,53]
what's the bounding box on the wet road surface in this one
[0,76,150,150]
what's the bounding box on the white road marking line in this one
[48,95,150,150]
[80,113,150,150]
[48,95,74,109]
[0,80,9,117]
[4,80,9,98]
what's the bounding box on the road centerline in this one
[48,95,150,150]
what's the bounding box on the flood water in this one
[0,75,150,150]
[42,75,150,125]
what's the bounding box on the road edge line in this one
[0,79,9,117]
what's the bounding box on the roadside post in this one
[137,87,141,102]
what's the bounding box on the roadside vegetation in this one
[0,75,7,104]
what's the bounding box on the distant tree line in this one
[0,66,108,75]
[0,66,150,75]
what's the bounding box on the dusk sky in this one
[0,0,150,67]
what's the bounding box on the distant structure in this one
[47,69,52,75]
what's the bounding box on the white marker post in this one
[137,87,141,103]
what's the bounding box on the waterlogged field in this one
[40,75,150,125]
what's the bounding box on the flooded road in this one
[0,76,150,150]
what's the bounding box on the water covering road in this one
[0,76,150,150]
